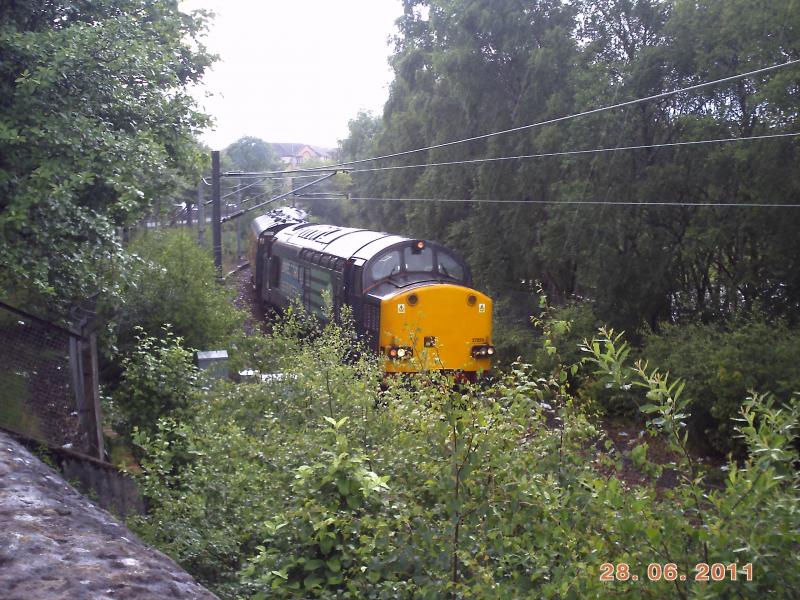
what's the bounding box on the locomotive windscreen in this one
[364,244,467,288]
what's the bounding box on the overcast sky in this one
[179,1,402,151]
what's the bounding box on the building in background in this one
[270,143,333,167]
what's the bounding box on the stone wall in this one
[0,431,217,599]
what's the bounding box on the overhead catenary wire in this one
[202,172,336,184]
[291,58,800,172]
[344,132,800,173]
[346,197,800,208]
[197,59,800,182]
[220,172,337,223]
[203,176,269,205]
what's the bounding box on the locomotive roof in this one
[274,222,410,262]
[250,208,308,238]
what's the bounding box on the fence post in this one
[82,332,104,459]
[69,314,104,460]
[69,336,88,448]
[212,150,222,272]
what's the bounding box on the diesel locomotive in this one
[249,208,494,374]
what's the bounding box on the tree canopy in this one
[338,0,800,333]
[0,0,214,310]
[222,136,282,173]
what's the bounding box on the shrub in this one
[643,317,800,454]
[112,327,198,439]
[531,292,637,420]
[103,228,244,367]
[130,307,800,598]
[241,417,400,598]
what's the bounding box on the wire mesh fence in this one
[0,302,103,457]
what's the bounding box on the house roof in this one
[270,143,333,158]
[270,142,302,157]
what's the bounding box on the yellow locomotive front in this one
[357,239,494,375]
[378,284,494,374]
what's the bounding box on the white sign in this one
[397,304,406,314]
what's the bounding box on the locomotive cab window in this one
[403,246,434,273]
[368,250,401,283]
[437,250,464,281]
[365,243,468,289]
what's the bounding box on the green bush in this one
[112,327,198,439]
[531,293,638,420]
[103,228,244,365]
[241,417,399,598]
[643,318,800,454]
[129,308,800,598]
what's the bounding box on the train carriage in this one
[250,208,494,374]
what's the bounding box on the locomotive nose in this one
[379,284,493,373]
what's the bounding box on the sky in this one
[179,0,402,151]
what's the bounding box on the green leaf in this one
[270,569,289,580]
[326,557,341,573]
[304,559,325,571]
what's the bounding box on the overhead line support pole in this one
[236,177,242,259]
[197,180,205,246]
[211,150,222,273]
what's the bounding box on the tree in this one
[0,0,214,311]
[222,136,281,173]
[337,0,800,334]
[338,110,383,163]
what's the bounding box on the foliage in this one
[241,417,396,598]
[0,0,213,309]
[131,306,800,598]
[338,110,383,163]
[223,137,282,173]
[582,327,800,596]
[104,228,244,362]
[337,0,800,334]
[112,327,198,439]
[531,291,603,374]
[643,317,800,454]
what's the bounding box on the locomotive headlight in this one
[471,344,496,359]
[387,346,413,360]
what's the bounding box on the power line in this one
[203,176,269,205]
[221,172,337,223]
[347,197,800,208]
[218,169,341,178]
[345,132,800,173]
[302,58,800,171]
[201,170,324,186]
[237,188,273,205]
